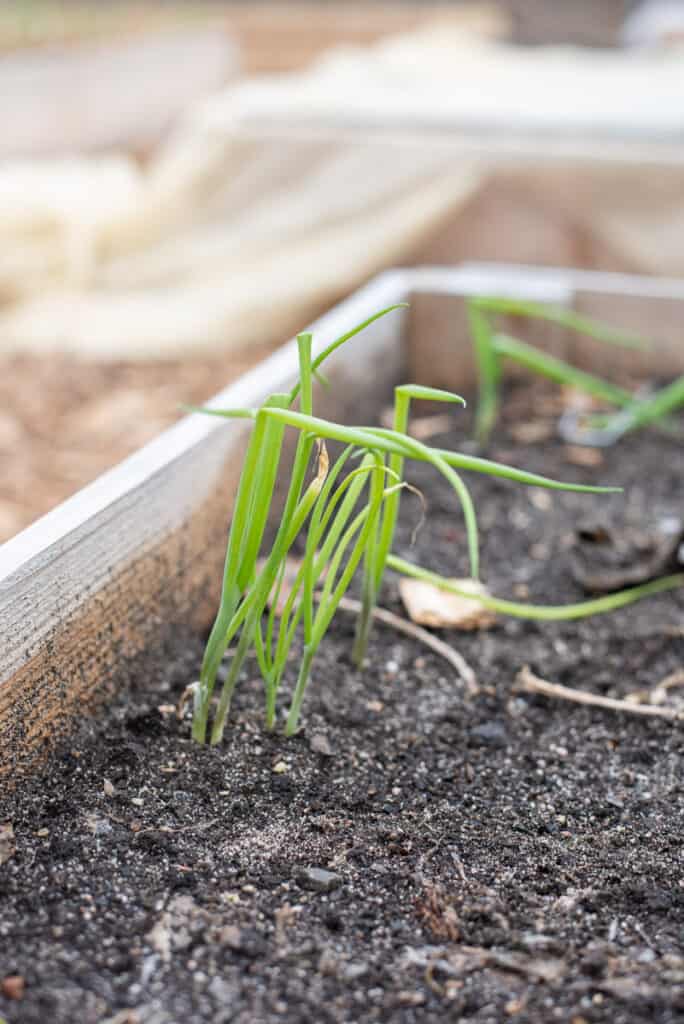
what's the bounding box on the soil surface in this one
[1,382,683,1024]
[0,349,269,544]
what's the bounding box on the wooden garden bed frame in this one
[2,262,684,778]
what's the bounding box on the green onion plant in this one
[467,295,683,446]
[190,305,683,743]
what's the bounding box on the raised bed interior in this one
[1,261,683,1024]
[2,262,684,779]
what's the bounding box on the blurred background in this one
[1,0,682,541]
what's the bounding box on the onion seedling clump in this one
[467,295,684,446]
[190,307,684,743]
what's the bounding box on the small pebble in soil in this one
[297,867,342,892]
[218,925,242,950]
[1,974,25,1000]
[469,720,508,748]
[208,976,239,1004]
[309,733,334,757]
[340,961,369,982]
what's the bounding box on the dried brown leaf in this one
[398,577,496,630]
[564,445,604,468]
[1,974,25,1000]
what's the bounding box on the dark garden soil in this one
[1,381,683,1024]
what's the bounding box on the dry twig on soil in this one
[515,666,684,720]
[334,595,478,695]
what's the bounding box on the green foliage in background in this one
[468,295,684,446]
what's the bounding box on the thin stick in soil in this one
[626,667,684,706]
[334,594,478,695]
[515,665,684,720]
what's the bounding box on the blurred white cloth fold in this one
[1,17,684,358]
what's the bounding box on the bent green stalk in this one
[467,295,648,444]
[272,456,402,731]
[200,333,320,743]
[351,448,386,667]
[469,300,501,446]
[468,295,645,349]
[263,408,483,664]
[352,384,467,666]
[588,373,684,442]
[190,300,672,745]
[492,334,632,407]
[193,307,408,742]
[258,408,621,494]
[193,393,289,742]
[285,454,388,736]
[262,447,369,729]
[288,303,408,405]
[388,554,684,620]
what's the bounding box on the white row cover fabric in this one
[0,19,683,358]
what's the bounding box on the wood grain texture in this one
[572,286,684,380]
[2,264,684,779]
[0,272,406,779]
[405,265,573,392]
[407,265,684,392]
